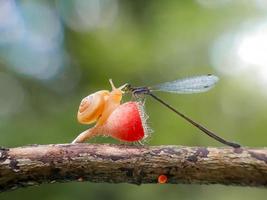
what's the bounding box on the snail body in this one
[73,79,143,143]
[95,80,124,126]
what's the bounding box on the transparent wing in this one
[151,74,219,94]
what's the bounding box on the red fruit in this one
[98,101,148,142]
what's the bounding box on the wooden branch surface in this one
[0,144,267,192]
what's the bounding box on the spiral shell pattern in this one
[77,90,109,124]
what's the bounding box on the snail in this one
[77,79,124,126]
[72,80,150,143]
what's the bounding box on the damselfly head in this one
[121,83,132,93]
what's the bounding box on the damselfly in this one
[123,74,241,148]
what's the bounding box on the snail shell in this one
[77,90,109,124]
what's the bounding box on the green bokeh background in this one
[1,0,267,199]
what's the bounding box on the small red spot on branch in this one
[158,175,168,184]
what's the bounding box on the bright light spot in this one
[0,1,66,80]
[211,20,267,91]
[237,25,267,68]
[6,46,65,80]
[254,0,267,11]
[0,0,25,45]
[57,0,118,32]
[196,0,231,8]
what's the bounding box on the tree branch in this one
[0,144,267,192]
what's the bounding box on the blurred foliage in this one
[1,0,267,199]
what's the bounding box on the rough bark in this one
[0,144,267,192]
